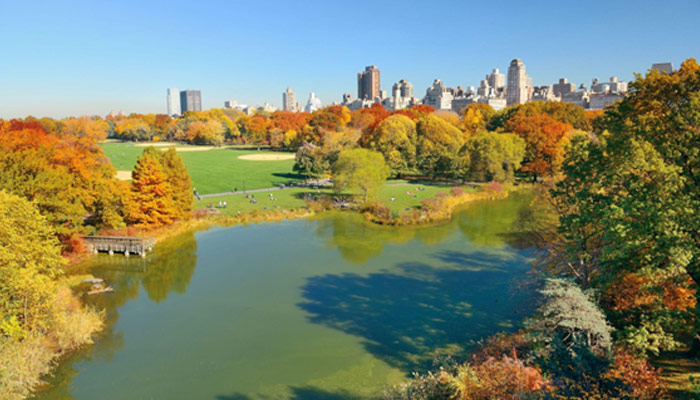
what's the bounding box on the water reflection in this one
[33,231,198,400]
[315,192,534,264]
[314,213,415,264]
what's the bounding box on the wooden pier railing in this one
[83,236,156,257]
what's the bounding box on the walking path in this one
[197,179,333,199]
[196,179,464,199]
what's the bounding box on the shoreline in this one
[78,184,527,262]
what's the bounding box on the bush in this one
[453,355,547,400]
[450,186,465,197]
[0,337,55,400]
[306,194,333,211]
[470,331,533,364]
[383,369,456,400]
[605,351,667,399]
[484,181,503,193]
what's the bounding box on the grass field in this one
[194,182,467,216]
[102,142,303,194]
[103,142,470,212]
[195,187,332,215]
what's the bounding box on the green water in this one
[35,192,537,400]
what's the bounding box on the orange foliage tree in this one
[126,152,176,227]
[506,113,572,180]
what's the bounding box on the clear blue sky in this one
[1,0,699,119]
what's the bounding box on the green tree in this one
[366,114,417,176]
[293,142,329,181]
[416,115,466,178]
[462,131,525,182]
[333,148,390,203]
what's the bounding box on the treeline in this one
[0,119,194,251]
[388,58,700,399]
[20,97,597,183]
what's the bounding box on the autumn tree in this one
[114,116,154,141]
[184,119,225,146]
[490,100,590,131]
[333,148,390,203]
[461,103,495,135]
[0,120,127,247]
[126,152,176,227]
[156,148,193,220]
[242,114,271,144]
[508,113,572,181]
[0,190,66,337]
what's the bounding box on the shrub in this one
[421,198,439,212]
[605,351,667,399]
[450,186,465,197]
[484,181,502,193]
[306,195,333,212]
[0,337,55,400]
[383,369,456,400]
[470,331,533,364]
[453,355,547,400]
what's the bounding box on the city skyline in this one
[1,0,699,118]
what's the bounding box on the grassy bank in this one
[363,183,514,226]
[0,283,103,400]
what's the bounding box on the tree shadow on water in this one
[215,394,255,400]
[289,386,366,400]
[215,386,365,400]
[297,251,534,374]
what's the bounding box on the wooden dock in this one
[83,236,156,257]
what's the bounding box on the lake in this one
[34,191,537,400]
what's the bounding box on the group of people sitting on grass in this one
[208,201,227,208]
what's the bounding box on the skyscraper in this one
[486,69,505,90]
[283,88,297,111]
[651,62,674,74]
[180,90,202,113]
[506,59,532,106]
[357,65,381,100]
[167,88,180,116]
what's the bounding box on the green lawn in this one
[378,183,462,212]
[195,187,332,215]
[102,142,303,194]
[195,182,473,216]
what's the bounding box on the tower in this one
[180,90,202,113]
[167,88,180,116]
[357,65,381,100]
[507,59,532,106]
[283,88,297,112]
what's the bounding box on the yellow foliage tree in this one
[126,153,176,227]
